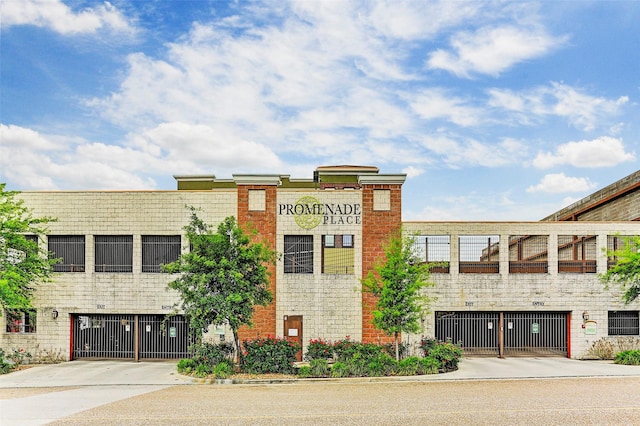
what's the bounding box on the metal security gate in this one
[435,312,499,356]
[435,312,568,357]
[504,312,567,357]
[72,314,192,360]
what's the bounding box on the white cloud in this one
[526,173,597,194]
[488,83,629,131]
[533,137,635,169]
[0,0,136,35]
[410,88,482,126]
[402,166,424,178]
[420,135,527,168]
[427,25,567,78]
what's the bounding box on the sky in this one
[1,0,638,221]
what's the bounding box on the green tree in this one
[362,229,435,360]
[0,183,57,311]
[164,208,276,365]
[600,235,640,304]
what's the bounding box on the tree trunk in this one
[394,331,400,361]
[233,329,244,368]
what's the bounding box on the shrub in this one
[194,363,212,378]
[332,337,354,360]
[330,361,350,378]
[0,349,13,374]
[242,335,300,374]
[419,338,462,372]
[335,342,384,363]
[309,358,330,377]
[213,362,233,379]
[306,338,334,361]
[297,365,312,378]
[381,342,409,359]
[193,341,235,366]
[418,356,440,375]
[585,338,615,360]
[614,349,640,365]
[397,356,421,376]
[367,353,397,377]
[177,358,198,374]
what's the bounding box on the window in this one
[459,235,499,273]
[608,311,639,336]
[558,235,596,273]
[412,235,450,273]
[607,235,636,270]
[95,235,133,273]
[142,235,181,273]
[509,235,548,273]
[322,235,354,274]
[5,309,36,333]
[48,235,85,272]
[284,235,313,273]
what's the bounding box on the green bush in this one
[213,362,233,379]
[177,358,198,374]
[397,356,421,376]
[330,362,350,378]
[614,349,640,365]
[418,356,440,375]
[242,336,300,374]
[194,362,212,378]
[381,342,409,359]
[420,338,463,372]
[367,353,397,377]
[297,365,312,378]
[0,348,32,375]
[335,341,384,362]
[305,338,334,361]
[309,358,330,377]
[193,341,235,366]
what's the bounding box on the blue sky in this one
[1,0,638,220]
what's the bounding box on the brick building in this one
[2,166,639,360]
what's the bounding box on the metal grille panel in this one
[435,312,499,356]
[139,315,193,359]
[49,235,86,272]
[142,235,181,273]
[608,311,640,335]
[95,235,133,273]
[504,312,567,356]
[73,314,135,358]
[284,235,313,273]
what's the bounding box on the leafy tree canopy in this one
[0,183,57,311]
[362,229,435,360]
[601,235,640,304]
[165,208,276,361]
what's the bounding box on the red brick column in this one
[236,185,277,341]
[361,184,402,343]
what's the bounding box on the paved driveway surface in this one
[1,358,639,425]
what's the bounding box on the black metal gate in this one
[504,312,567,356]
[435,311,568,357]
[72,314,192,360]
[435,312,499,356]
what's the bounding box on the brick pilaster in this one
[361,184,403,343]
[236,185,277,341]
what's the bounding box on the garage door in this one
[435,311,568,357]
[72,314,193,360]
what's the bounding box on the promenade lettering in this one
[279,196,361,229]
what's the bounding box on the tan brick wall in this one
[2,191,236,360]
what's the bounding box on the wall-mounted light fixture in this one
[582,311,589,321]
[51,309,59,320]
